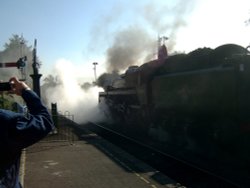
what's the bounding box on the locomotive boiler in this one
[99,43,250,182]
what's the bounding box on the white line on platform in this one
[20,149,26,187]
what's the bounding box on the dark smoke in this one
[104,1,195,73]
[106,26,154,73]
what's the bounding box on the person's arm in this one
[8,77,54,150]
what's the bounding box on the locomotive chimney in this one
[158,36,168,61]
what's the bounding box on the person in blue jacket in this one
[0,77,54,188]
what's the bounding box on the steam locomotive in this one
[99,43,250,183]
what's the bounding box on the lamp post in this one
[93,62,98,84]
[30,39,42,97]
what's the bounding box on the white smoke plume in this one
[45,59,106,124]
[142,0,196,51]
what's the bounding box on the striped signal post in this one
[0,57,27,80]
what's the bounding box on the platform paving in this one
[22,126,185,188]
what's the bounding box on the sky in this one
[1,0,250,83]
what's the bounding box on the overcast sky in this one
[1,0,250,82]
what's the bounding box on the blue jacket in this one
[0,89,54,188]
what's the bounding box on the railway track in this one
[85,122,243,188]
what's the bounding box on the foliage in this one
[40,74,60,105]
[0,34,38,85]
[43,74,60,88]
[81,82,92,90]
[0,93,15,110]
[245,17,250,25]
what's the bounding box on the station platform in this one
[21,124,184,188]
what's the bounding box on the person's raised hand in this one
[9,77,30,96]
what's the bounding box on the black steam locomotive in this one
[99,43,250,184]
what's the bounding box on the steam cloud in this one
[45,59,105,124]
[142,0,195,51]
[44,0,196,123]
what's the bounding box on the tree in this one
[81,82,92,91]
[43,74,59,88]
[4,35,28,51]
[0,34,34,85]
[245,10,250,25]
[41,74,61,105]
[0,35,39,108]
[245,18,250,25]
